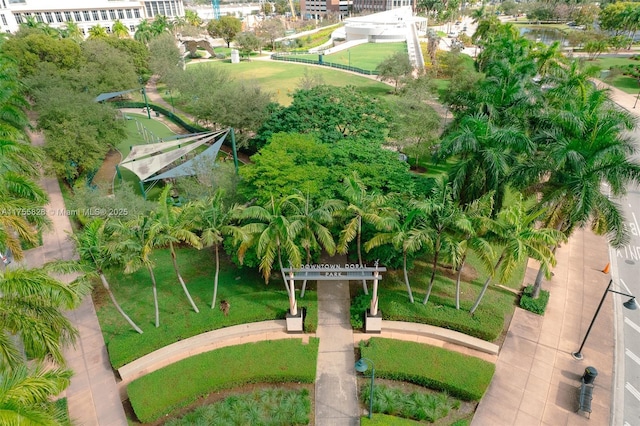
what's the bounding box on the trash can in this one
[155,111,160,117]
[582,366,598,384]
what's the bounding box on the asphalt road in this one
[612,125,640,425]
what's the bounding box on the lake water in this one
[519,27,569,47]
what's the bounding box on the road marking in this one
[626,382,640,402]
[620,279,633,295]
[625,317,640,334]
[626,348,640,366]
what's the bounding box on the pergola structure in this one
[117,129,232,198]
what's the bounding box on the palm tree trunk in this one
[455,251,468,310]
[170,242,199,313]
[211,244,220,309]
[423,236,441,305]
[278,248,292,298]
[301,249,311,298]
[532,245,558,299]
[100,273,143,334]
[470,254,504,315]
[402,251,414,303]
[148,265,160,328]
[357,216,368,295]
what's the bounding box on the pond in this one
[519,27,570,47]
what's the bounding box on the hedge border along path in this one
[128,338,319,423]
[360,338,495,401]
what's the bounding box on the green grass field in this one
[590,57,640,94]
[201,60,393,105]
[97,248,318,369]
[295,42,408,70]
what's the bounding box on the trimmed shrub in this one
[351,292,372,329]
[519,285,550,315]
[359,338,494,401]
[128,338,319,423]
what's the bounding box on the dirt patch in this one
[356,378,476,424]
[92,149,122,191]
[125,383,315,425]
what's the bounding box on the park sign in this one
[281,262,387,281]
[281,262,386,333]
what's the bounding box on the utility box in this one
[231,49,240,64]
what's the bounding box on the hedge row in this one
[128,338,319,423]
[359,338,494,401]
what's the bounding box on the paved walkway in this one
[472,228,614,425]
[22,130,127,426]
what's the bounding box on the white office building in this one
[0,0,185,36]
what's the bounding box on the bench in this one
[577,379,594,418]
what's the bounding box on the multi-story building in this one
[0,0,184,37]
[351,0,411,14]
[301,0,352,20]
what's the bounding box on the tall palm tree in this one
[0,364,72,425]
[153,185,202,313]
[515,87,640,298]
[192,190,247,309]
[60,21,83,42]
[69,218,143,334]
[293,193,341,298]
[239,194,304,296]
[365,208,432,304]
[88,24,108,39]
[111,20,130,38]
[436,113,532,214]
[337,172,396,295]
[110,216,162,327]
[184,10,203,27]
[0,264,89,370]
[134,20,154,44]
[451,192,495,309]
[411,179,473,305]
[469,197,564,315]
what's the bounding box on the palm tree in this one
[153,185,202,313]
[0,364,72,424]
[134,20,154,44]
[239,194,304,296]
[293,193,341,297]
[111,216,162,327]
[451,192,495,309]
[111,20,130,38]
[193,190,247,309]
[0,264,89,370]
[436,113,532,214]
[184,10,203,27]
[469,197,564,315]
[411,179,473,305]
[60,21,83,42]
[337,172,396,295]
[70,218,143,334]
[365,208,432,304]
[88,24,108,39]
[515,87,640,298]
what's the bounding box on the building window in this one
[74,11,82,21]
[1,15,7,26]
[14,13,22,24]
[129,25,134,32]
[145,3,152,16]
[133,9,141,18]
[92,10,99,20]
[64,11,72,21]
[126,9,132,19]
[83,11,91,21]
[109,9,116,19]
[55,11,62,22]
[101,10,107,20]
[118,9,124,19]
[45,12,53,23]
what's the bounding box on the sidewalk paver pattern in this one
[21,67,639,426]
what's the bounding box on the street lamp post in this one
[355,357,375,419]
[139,76,151,119]
[634,88,640,109]
[572,279,639,360]
[166,90,175,113]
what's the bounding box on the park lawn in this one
[376,260,517,342]
[118,113,177,156]
[96,247,318,369]
[589,57,640,94]
[202,60,393,105]
[128,339,319,423]
[295,42,408,70]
